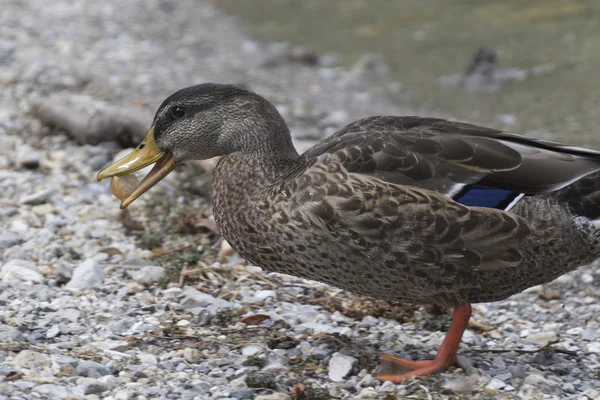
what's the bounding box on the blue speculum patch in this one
[454,185,523,210]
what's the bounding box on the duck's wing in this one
[279,156,532,291]
[302,116,600,202]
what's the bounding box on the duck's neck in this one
[211,149,300,245]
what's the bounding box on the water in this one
[214,0,600,147]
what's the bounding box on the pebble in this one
[328,352,357,382]
[524,330,558,346]
[19,188,54,205]
[1,260,44,285]
[65,259,105,290]
[13,350,51,369]
[32,384,74,398]
[254,394,290,400]
[0,233,21,248]
[0,323,26,341]
[78,377,108,395]
[183,348,203,363]
[130,265,165,284]
[180,286,237,314]
[76,361,111,377]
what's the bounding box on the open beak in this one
[97,127,177,208]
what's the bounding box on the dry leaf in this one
[4,371,22,381]
[538,289,561,300]
[240,314,270,325]
[468,318,493,332]
[290,383,306,400]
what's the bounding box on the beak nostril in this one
[139,144,146,150]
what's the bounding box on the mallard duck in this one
[98,83,600,382]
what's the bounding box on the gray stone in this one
[180,286,236,314]
[328,352,356,382]
[563,383,576,393]
[66,258,105,290]
[241,344,264,357]
[2,264,43,285]
[1,259,38,273]
[55,262,74,284]
[183,348,203,363]
[32,384,74,398]
[517,384,543,400]
[524,331,558,346]
[45,324,60,339]
[0,234,21,248]
[51,354,79,366]
[89,340,130,353]
[523,373,560,393]
[78,377,108,395]
[130,265,165,284]
[76,360,111,377]
[13,350,51,369]
[59,308,81,322]
[19,188,54,205]
[231,389,255,400]
[358,315,378,328]
[114,390,132,400]
[0,323,26,341]
[486,378,506,391]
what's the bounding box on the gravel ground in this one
[1,1,600,399]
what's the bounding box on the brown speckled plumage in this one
[210,115,600,308]
[104,84,600,380]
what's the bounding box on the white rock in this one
[523,331,558,346]
[78,377,108,395]
[486,378,506,391]
[517,384,543,400]
[254,394,290,400]
[66,259,105,290]
[587,342,600,354]
[254,289,275,301]
[89,340,130,353]
[32,203,54,216]
[138,353,158,365]
[46,324,61,339]
[183,348,202,363]
[1,259,38,273]
[180,286,236,314]
[241,344,264,357]
[130,265,165,284]
[114,390,132,400]
[98,375,117,390]
[1,259,43,285]
[0,323,26,341]
[2,265,44,285]
[356,387,379,398]
[13,350,51,368]
[59,308,81,322]
[32,384,74,398]
[328,352,356,382]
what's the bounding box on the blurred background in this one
[216,0,600,146]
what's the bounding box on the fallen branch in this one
[30,94,153,147]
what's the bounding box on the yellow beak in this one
[97,127,177,208]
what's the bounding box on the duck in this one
[98,83,600,383]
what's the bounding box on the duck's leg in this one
[375,302,472,383]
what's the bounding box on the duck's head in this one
[97,83,293,208]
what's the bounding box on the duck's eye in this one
[171,106,186,119]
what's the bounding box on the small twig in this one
[471,341,579,357]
